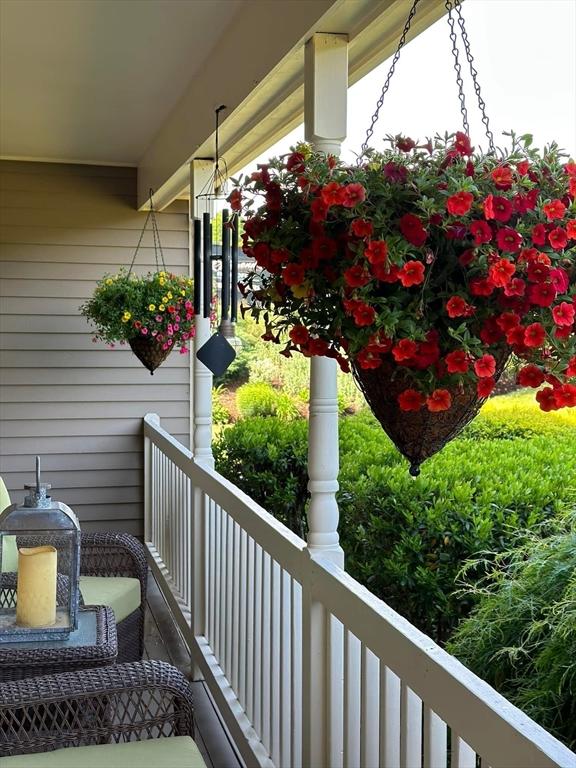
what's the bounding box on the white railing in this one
[143,414,576,768]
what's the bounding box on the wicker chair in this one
[0,660,205,766]
[80,532,148,663]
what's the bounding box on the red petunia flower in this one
[531,224,547,246]
[356,346,383,370]
[474,354,496,378]
[469,220,492,244]
[352,303,376,327]
[480,317,504,345]
[470,278,495,297]
[372,263,400,283]
[477,377,496,398]
[523,323,546,348]
[552,302,576,327]
[289,325,310,345]
[536,387,560,412]
[527,261,550,284]
[283,263,306,286]
[344,265,371,288]
[228,188,242,212]
[286,152,306,174]
[350,219,373,238]
[491,166,513,190]
[496,227,523,252]
[399,261,425,287]
[445,350,470,373]
[364,240,388,265]
[459,248,476,267]
[548,227,568,250]
[506,325,526,346]
[503,278,526,297]
[321,182,345,207]
[555,384,576,408]
[399,214,427,247]
[517,364,545,388]
[392,339,417,362]
[446,295,474,318]
[516,160,530,175]
[396,136,416,152]
[550,268,570,294]
[528,282,557,308]
[342,183,366,208]
[453,132,473,156]
[446,190,474,216]
[310,198,329,222]
[483,194,495,220]
[488,258,516,287]
[565,160,576,177]
[542,199,566,221]
[566,220,576,240]
[398,388,425,411]
[491,196,513,222]
[566,356,576,377]
[426,389,452,412]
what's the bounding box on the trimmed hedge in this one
[236,382,299,420]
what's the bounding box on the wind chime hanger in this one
[127,188,167,276]
[196,104,230,205]
[360,0,495,158]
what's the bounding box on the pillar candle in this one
[16,545,57,627]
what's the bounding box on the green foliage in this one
[448,518,576,749]
[213,418,309,537]
[236,382,299,421]
[79,269,194,347]
[214,342,251,388]
[212,386,232,426]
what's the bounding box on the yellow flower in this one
[180,290,185,296]
[187,278,193,286]
[159,304,165,311]
[159,271,166,278]
[105,278,113,285]
[159,277,165,286]
[123,311,131,320]
[167,292,173,300]
[162,296,168,304]
[148,304,156,311]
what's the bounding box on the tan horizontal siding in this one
[0,161,191,536]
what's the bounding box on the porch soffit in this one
[139,0,446,210]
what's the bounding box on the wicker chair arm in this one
[80,532,148,581]
[0,660,195,756]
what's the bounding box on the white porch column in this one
[304,33,347,568]
[189,159,215,469]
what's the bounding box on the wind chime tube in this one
[193,218,202,315]
[231,216,239,323]
[221,209,230,320]
[202,212,212,319]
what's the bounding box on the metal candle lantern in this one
[0,457,81,643]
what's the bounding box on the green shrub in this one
[236,382,299,421]
[212,386,232,425]
[213,417,309,537]
[448,518,576,749]
[213,342,251,388]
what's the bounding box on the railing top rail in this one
[310,555,576,768]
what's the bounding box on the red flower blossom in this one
[552,301,576,327]
[542,199,566,221]
[565,160,576,177]
[383,162,408,183]
[570,177,576,198]
[350,219,373,238]
[506,325,527,346]
[352,303,376,327]
[289,325,309,345]
[342,183,366,208]
[528,282,557,307]
[372,263,400,283]
[286,152,306,173]
[496,227,523,253]
[356,346,383,370]
[446,295,474,318]
[321,182,345,207]
[446,190,474,216]
[477,377,496,398]
[523,323,546,348]
[503,278,526,297]
[399,214,427,247]
[566,356,576,377]
[344,265,371,288]
[283,263,306,286]
[516,160,530,175]
[469,220,492,244]
[392,339,417,362]
[459,248,476,266]
[488,258,516,287]
[426,389,452,412]
[480,317,504,345]
[310,198,328,222]
[453,132,473,156]
[496,312,521,332]
[312,236,338,261]
[555,384,576,408]
[527,261,550,283]
[364,240,388,265]
[536,387,559,412]
[445,350,470,373]
[531,223,547,245]
[548,227,568,250]
[399,261,425,287]
[491,166,513,190]
[228,188,242,212]
[474,354,496,378]
[398,389,425,411]
[517,364,545,388]
[566,220,576,240]
[483,194,495,220]
[396,136,416,152]
[550,268,570,294]
[470,278,495,297]
[491,196,513,222]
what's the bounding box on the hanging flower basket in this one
[231,133,576,470]
[80,269,196,374]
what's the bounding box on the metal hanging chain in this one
[360,0,422,157]
[453,0,495,151]
[445,0,470,137]
[127,189,167,276]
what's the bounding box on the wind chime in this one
[194,105,239,376]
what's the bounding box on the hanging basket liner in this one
[352,348,509,473]
[128,336,172,374]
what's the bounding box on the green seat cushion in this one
[1,535,18,572]
[0,476,10,513]
[2,736,207,768]
[79,576,141,623]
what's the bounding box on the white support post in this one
[143,412,160,543]
[189,159,215,470]
[304,33,347,569]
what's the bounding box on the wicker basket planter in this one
[128,336,173,374]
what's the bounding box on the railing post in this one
[143,412,160,544]
[302,33,348,768]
